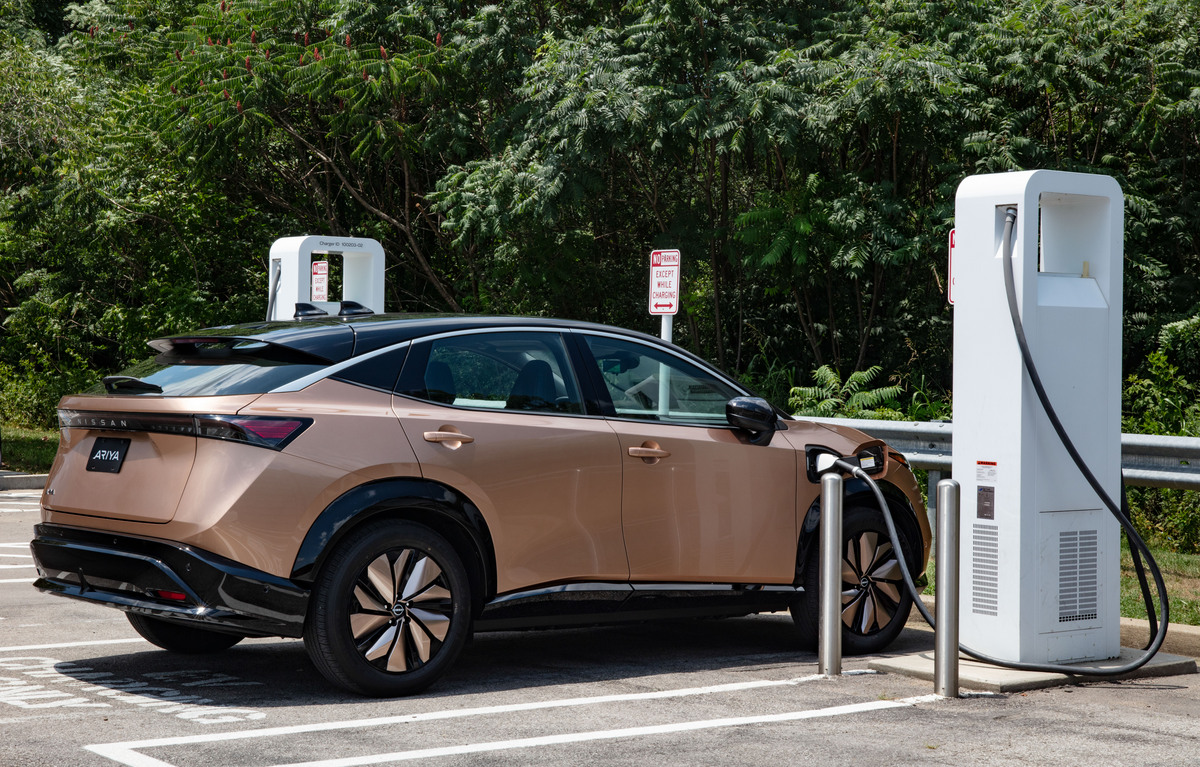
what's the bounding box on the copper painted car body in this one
[31,314,929,696]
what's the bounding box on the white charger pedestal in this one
[952,170,1122,664]
[267,236,386,321]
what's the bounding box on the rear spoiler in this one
[147,336,333,366]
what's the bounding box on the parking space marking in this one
[274,695,946,767]
[0,500,41,513]
[2,544,36,581]
[85,684,941,767]
[0,639,146,653]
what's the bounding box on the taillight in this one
[58,409,310,451]
[194,415,311,450]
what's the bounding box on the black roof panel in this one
[151,314,666,363]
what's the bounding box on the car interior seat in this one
[425,360,457,405]
[506,359,556,411]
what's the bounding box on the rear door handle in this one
[423,431,475,449]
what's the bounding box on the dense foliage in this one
[3,1,1200,545]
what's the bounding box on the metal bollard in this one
[934,478,960,698]
[819,473,843,676]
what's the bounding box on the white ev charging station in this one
[266,235,387,321]
[952,170,1123,665]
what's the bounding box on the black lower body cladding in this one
[30,523,309,637]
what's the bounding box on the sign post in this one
[648,249,681,342]
[649,249,681,417]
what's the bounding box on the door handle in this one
[424,430,475,449]
[628,442,670,464]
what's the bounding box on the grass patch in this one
[922,540,1200,626]
[1121,543,1200,626]
[1,422,58,474]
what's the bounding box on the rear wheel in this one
[126,614,244,654]
[790,505,915,655]
[303,520,471,697]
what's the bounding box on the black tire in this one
[790,505,915,655]
[303,520,471,697]
[126,613,244,654]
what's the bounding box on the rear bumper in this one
[30,524,309,638]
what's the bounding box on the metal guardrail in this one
[804,416,1200,490]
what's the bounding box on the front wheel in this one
[303,520,471,697]
[790,505,915,655]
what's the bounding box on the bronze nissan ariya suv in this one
[31,314,929,697]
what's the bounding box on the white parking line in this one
[1,544,33,579]
[275,696,946,767]
[0,501,41,513]
[84,681,939,767]
[0,638,147,653]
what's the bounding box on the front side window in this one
[403,332,583,414]
[582,335,740,425]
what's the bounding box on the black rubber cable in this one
[834,205,1169,676]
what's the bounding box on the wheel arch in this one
[290,478,496,615]
[796,478,924,587]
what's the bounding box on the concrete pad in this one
[0,472,46,491]
[913,596,1200,661]
[870,647,1196,693]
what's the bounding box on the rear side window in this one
[399,331,583,414]
[90,341,329,397]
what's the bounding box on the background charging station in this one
[952,170,1123,664]
[267,235,386,321]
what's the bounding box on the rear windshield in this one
[89,340,329,397]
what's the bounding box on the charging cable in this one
[826,206,1170,675]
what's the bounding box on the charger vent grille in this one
[971,523,999,616]
[1058,529,1099,623]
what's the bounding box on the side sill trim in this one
[475,581,799,632]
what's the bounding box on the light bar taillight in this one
[58,410,311,451]
[195,415,310,450]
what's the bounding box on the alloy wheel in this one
[840,530,904,635]
[349,548,454,672]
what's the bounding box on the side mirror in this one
[726,397,778,446]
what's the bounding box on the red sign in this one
[312,260,329,302]
[649,249,681,315]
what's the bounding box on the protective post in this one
[819,473,843,676]
[935,478,961,697]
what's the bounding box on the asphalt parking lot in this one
[3,490,1199,767]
